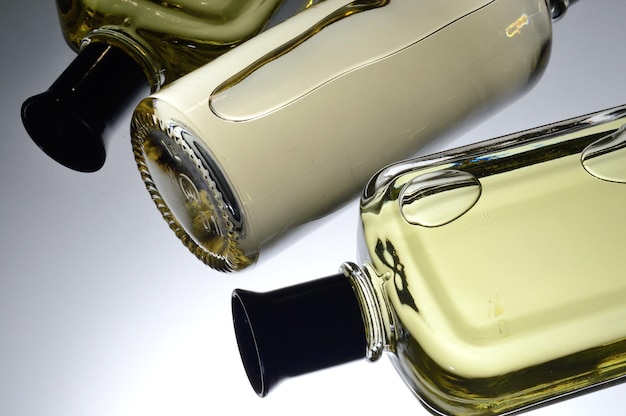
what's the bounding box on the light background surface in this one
[1,1,625,415]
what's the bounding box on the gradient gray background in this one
[2,1,626,415]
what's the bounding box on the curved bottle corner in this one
[357,103,626,416]
[130,0,557,272]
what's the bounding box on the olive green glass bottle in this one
[21,0,321,171]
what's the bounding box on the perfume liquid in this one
[232,104,626,416]
[359,106,626,415]
[132,0,566,272]
[56,0,321,87]
[22,0,321,171]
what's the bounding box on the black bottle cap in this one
[21,42,149,172]
[232,274,367,397]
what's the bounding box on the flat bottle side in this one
[389,327,626,416]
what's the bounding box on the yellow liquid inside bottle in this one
[131,0,554,271]
[56,0,322,86]
[359,107,626,415]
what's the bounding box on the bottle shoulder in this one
[360,104,626,374]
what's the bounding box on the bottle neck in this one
[83,28,163,91]
[231,261,397,397]
[232,273,368,396]
[340,262,391,362]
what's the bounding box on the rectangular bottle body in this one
[132,0,553,270]
[359,105,626,415]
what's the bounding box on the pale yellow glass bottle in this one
[22,0,320,171]
[131,0,575,271]
[232,103,626,416]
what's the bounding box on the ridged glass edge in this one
[131,106,256,272]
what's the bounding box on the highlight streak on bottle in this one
[581,126,626,184]
[506,14,529,37]
[210,0,390,113]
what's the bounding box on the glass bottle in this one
[21,0,321,172]
[232,103,626,415]
[131,0,576,272]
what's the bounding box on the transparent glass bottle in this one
[21,0,321,172]
[232,103,626,415]
[131,0,576,272]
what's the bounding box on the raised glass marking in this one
[399,169,481,227]
[581,125,626,183]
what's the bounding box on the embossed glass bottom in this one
[132,103,253,271]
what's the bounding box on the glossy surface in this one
[581,126,626,183]
[399,169,482,227]
[132,0,552,271]
[209,0,490,120]
[4,1,626,416]
[58,0,321,87]
[359,107,626,414]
